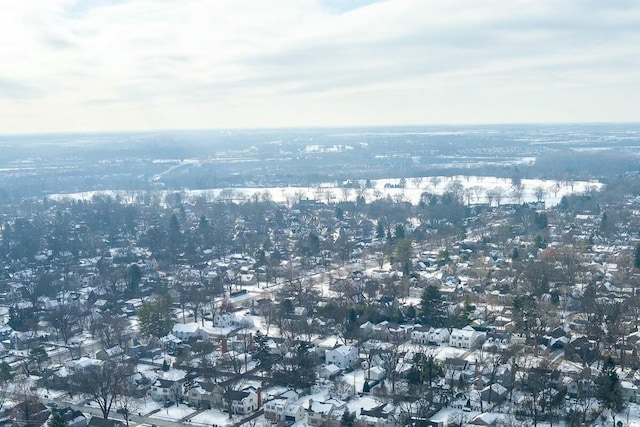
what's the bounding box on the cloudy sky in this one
[1,0,638,134]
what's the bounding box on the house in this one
[171,323,203,341]
[307,398,345,427]
[253,298,273,316]
[449,326,486,349]
[0,325,13,341]
[360,321,375,337]
[12,401,50,427]
[10,331,47,350]
[357,402,396,427]
[320,364,342,379]
[480,383,508,403]
[160,334,183,354]
[264,390,299,422]
[95,345,125,361]
[468,413,500,426]
[325,345,357,369]
[56,407,87,427]
[186,381,217,409]
[442,357,468,372]
[228,387,260,415]
[367,366,386,382]
[150,378,182,402]
[283,403,305,424]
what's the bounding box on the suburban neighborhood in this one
[2,173,640,427]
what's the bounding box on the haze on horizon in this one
[1,0,639,135]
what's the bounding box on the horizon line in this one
[2,121,639,138]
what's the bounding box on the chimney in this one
[257,387,262,408]
[221,338,228,353]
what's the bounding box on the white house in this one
[150,378,182,402]
[325,345,357,369]
[411,327,450,346]
[213,312,254,329]
[319,364,342,379]
[229,387,260,415]
[264,390,299,422]
[449,325,486,349]
[368,366,386,381]
[171,323,203,341]
[283,403,305,423]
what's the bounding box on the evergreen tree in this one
[137,295,174,337]
[29,346,50,373]
[253,331,276,375]
[48,410,67,427]
[634,243,640,269]
[376,221,385,239]
[596,356,625,427]
[0,361,12,382]
[420,285,445,327]
[341,410,356,427]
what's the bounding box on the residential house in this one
[325,345,357,369]
[449,326,486,349]
[442,357,468,372]
[283,403,305,424]
[264,390,299,423]
[480,383,508,403]
[468,413,500,426]
[228,387,260,415]
[186,381,217,409]
[95,345,126,361]
[11,402,50,427]
[150,378,182,402]
[171,323,203,342]
[320,364,342,379]
[56,407,87,427]
[307,398,345,427]
[356,402,396,427]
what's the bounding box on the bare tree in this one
[533,185,547,202]
[12,383,43,427]
[116,384,142,427]
[341,186,352,203]
[46,302,82,345]
[510,184,525,204]
[95,315,130,349]
[169,381,182,406]
[72,361,134,419]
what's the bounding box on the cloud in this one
[0,0,638,133]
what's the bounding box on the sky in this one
[1,0,639,134]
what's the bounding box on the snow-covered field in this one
[46,175,602,207]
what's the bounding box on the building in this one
[228,387,260,415]
[150,378,182,402]
[325,345,357,369]
[186,381,217,409]
[411,327,450,346]
[449,326,486,349]
[264,390,299,423]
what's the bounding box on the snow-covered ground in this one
[46,175,602,207]
[149,403,196,421]
[190,409,240,426]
